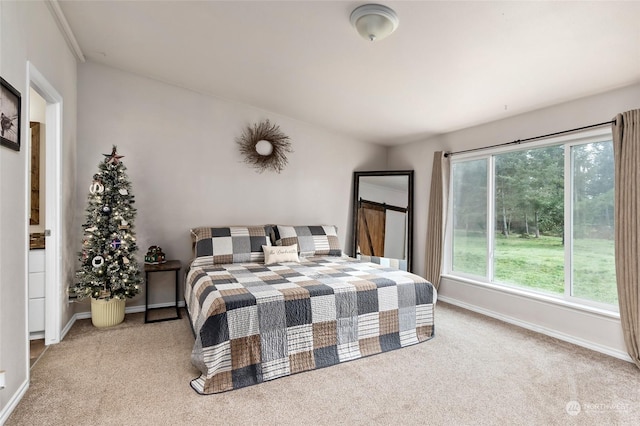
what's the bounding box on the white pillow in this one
[263,244,299,265]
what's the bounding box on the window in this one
[451,159,487,277]
[448,129,617,310]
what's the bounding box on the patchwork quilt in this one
[185,256,436,394]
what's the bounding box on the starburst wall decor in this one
[236,119,292,173]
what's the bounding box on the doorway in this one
[28,90,46,345]
[27,63,62,350]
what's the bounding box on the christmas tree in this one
[73,146,141,300]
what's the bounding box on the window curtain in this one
[613,109,640,369]
[425,151,449,290]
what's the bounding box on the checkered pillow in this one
[191,226,272,265]
[273,225,342,257]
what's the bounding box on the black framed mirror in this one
[352,170,414,272]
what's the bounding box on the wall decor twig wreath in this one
[236,119,292,173]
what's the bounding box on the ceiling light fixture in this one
[350,4,399,42]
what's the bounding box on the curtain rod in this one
[444,119,616,158]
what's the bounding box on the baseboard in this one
[73,301,185,320]
[438,295,633,363]
[0,378,29,425]
[29,332,45,341]
[60,313,76,341]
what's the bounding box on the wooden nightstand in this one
[144,260,181,323]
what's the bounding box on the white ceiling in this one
[58,1,640,146]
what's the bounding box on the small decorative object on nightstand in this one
[144,259,181,323]
[144,245,166,264]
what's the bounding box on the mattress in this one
[185,255,436,394]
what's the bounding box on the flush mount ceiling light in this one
[350,4,399,42]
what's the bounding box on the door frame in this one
[27,62,63,345]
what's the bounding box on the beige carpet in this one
[7,302,639,425]
[29,339,46,368]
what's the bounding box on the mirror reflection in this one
[352,170,414,271]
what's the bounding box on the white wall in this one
[388,83,640,360]
[0,0,78,421]
[75,61,387,311]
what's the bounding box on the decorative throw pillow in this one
[273,225,342,257]
[191,226,271,265]
[262,244,299,265]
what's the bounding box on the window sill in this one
[440,273,621,320]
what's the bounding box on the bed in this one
[184,225,436,394]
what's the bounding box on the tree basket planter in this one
[91,297,125,328]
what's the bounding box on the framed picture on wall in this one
[1,77,21,151]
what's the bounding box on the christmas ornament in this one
[92,255,105,268]
[103,146,124,164]
[119,188,129,195]
[102,205,111,215]
[122,256,130,264]
[118,219,130,230]
[89,181,105,194]
[144,245,166,264]
[85,226,98,233]
[110,238,122,249]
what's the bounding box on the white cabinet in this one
[29,249,46,336]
